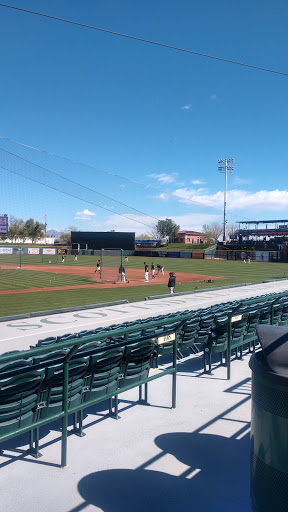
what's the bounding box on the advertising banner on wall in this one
[180,252,192,258]
[0,247,13,254]
[192,252,204,259]
[43,248,56,255]
[28,248,40,255]
[168,252,180,258]
[0,214,8,234]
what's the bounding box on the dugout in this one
[71,231,135,251]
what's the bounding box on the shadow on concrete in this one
[75,431,250,512]
[73,377,252,512]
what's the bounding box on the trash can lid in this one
[256,325,288,376]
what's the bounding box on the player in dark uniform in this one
[115,265,129,283]
[168,272,176,294]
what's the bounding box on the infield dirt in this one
[0,264,225,294]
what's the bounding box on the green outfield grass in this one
[0,256,287,317]
[0,269,95,291]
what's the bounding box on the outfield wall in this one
[204,249,287,262]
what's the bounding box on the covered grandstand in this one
[214,220,288,262]
[228,219,288,250]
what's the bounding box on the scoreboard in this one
[0,214,8,235]
[71,231,135,250]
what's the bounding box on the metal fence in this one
[0,247,59,267]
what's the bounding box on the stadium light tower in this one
[218,158,234,242]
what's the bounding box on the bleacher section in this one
[1,289,288,467]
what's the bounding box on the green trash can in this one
[249,325,288,512]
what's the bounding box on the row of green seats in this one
[203,295,288,374]
[0,339,156,438]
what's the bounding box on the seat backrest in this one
[57,333,79,342]
[32,349,69,367]
[36,337,58,347]
[88,347,124,374]
[44,357,88,385]
[123,340,155,365]
[76,341,107,357]
[0,358,32,374]
[0,369,44,403]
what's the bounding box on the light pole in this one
[218,158,234,242]
[44,214,47,244]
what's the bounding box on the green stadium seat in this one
[243,310,260,351]
[119,340,155,389]
[0,367,44,436]
[32,349,69,367]
[82,347,124,404]
[37,356,88,420]
[231,316,248,359]
[271,304,282,325]
[178,318,200,356]
[203,316,228,374]
[76,340,107,357]
[0,358,32,373]
[57,333,79,342]
[32,337,58,349]
[258,307,271,324]
[279,302,288,325]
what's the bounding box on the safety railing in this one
[0,312,193,467]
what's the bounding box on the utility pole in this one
[218,158,234,242]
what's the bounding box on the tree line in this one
[1,216,46,243]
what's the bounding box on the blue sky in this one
[1,0,288,236]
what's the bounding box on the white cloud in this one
[148,173,177,184]
[172,188,197,203]
[228,189,288,210]
[74,208,96,220]
[172,188,288,211]
[152,193,168,200]
[191,179,206,185]
[210,94,218,101]
[181,104,191,110]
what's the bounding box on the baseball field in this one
[0,254,287,317]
